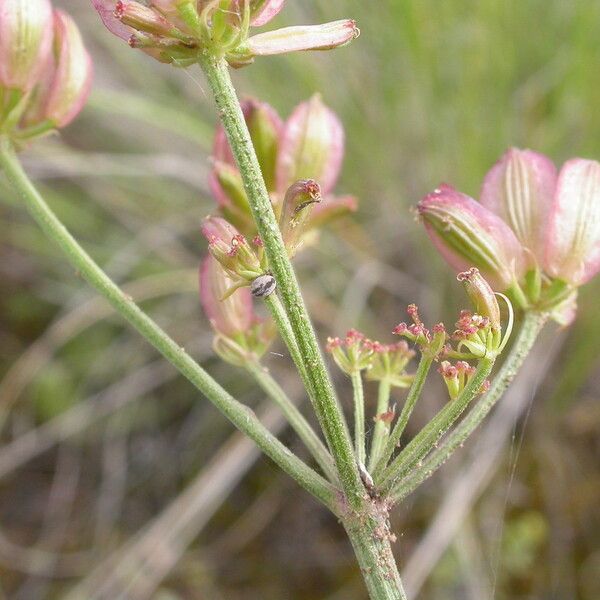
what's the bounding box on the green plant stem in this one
[344,508,408,600]
[351,371,366,464]
[246,360,337,482]
[368,378,391,472]
[198,55,365,510]
[380,357,495,493]
[390,311,547,503]
[264,293,310,392]
[0,137,338,512]
[372,355,433,480]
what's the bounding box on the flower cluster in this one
[210,95,357,242]
[394,269,510,362]
[199,255,274,366]
[326,330,414,387]
[392,304,447,358]
[418,148,600,323]
[438,360,489,401]
[0,0,92,142]
[92,0,358,67]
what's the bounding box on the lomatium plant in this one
[2,1,600,597]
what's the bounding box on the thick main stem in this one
[0,138,337,511]
[391,311,546,502]
[198,55,365,509]
[343,504,408,600]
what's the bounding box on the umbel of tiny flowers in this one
[199,255,274,366]
[418,148,600,324]
[201,215,264,295]
[91,0,358,67]
[0,1,93,142]
[363,341,415,389]
[210,95,357,238]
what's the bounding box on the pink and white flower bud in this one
[544,158,600,285]
[244,19,359,57]
[247,0,285,26]
[211,98,283,200]
[418,184,526,290]
[199,255,253,338]
[480,148,557,263]
[37,11,93,128]
[276,94,344,195]
[456,268,501,330]
[0,0,53,92]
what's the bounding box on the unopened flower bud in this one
[480,148,557,264]
[201,216,262,286]
[418,184,526,290]
[544,158,600,286]
[277,94,344,195]
[0,0,53,93]
[438,360,476,401]
[279,179,322,257]
[242,19,359,59]
[200,255,253,337]
[457,268,500,331]
[199,255,274,365]
[35,10,93,128]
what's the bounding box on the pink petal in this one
[276,94,344,195]
[0,0,53,91]
[418,184,526,290]
[201,215,240,243]
[480,147,557,263]
[250,0,285,27]
[90,0,133,41]
[199,256,253,337]
[43,10,93,128]
[544,158,600,285]
[245,20,359,56]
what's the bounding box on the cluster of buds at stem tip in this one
[418,148,600,325]
[0,0,93,143]
[392,304,447,359]
[438,360,490,401]
[448,268,512,360]
[326,330,415,386]
[199,256,274,366]
[201,216,264,295]
[210,95,357,240]
[91,0,359,67]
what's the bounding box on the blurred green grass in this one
[0,1,599,598]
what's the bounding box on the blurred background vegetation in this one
[1,1,599,598]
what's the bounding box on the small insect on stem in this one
[251,274,277,298]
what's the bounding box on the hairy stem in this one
[368,378,391,472]
[198,55,365,509]
[0,137,337,511]
[391,311,547,503]
[381,357,495,493]
[373,355,433,479]
[246,360,337,482]
[351,371,366,464]
[343,504,408,600]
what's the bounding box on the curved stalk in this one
[246,360,337,482]
[0,137,337,511]
[197,54,365,510]
[391,311,547,503]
